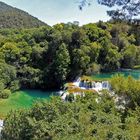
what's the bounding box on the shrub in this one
[1,89,11,99]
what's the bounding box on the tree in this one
[18,66,42,89]
[121,44,137,68]
[88,42,101,63]
[0,42,20,65]
[53,43,70,88]
[4,91,140,139]
[110,75,140,107]
[0,62,17,90]
[44,43,70,89]
[1,89,11,99]
[0,62,18,98]
[98,37,121,71]
[71,29,87,48]
[71,48,90,77]
[31,44,45,68]
[2,93,124,140]
[0,20,139,91]
[103,47,121,71]
[79,0,140,20]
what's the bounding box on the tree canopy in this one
[79,0,140,20]
[0,21,139,95]
[2,91,140,140]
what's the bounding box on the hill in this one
[0,1,47,28]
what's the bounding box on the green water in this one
[92,69,140,80]
[0,90,58,118]
[1,69,140,117]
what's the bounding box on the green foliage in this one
[133,65,140,70]
[0,82,11,99]
[0,89,11,99]
[79,0,140,21]
[0,62,19,99]
[122,45,137,68]
[44,43,70,89]
[0,21,139,93]
[0,2,46,28]
[110,75,140,107]
[86,63,100,75]
[65,93,75,102]
[2,92,140,139]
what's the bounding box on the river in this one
[1,69,140,117]
[0,90,58,118]
[92,69,140,80]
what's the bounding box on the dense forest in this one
[0,1,46,28]
[0,20,139,98]
[1,1,140,139]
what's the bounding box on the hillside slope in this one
[0,1,47,28]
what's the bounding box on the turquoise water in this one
[1,69,140,117]
[92,69,140,80]
[0,90,58,117]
